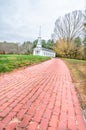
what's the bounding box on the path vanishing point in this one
[0,59,86,130]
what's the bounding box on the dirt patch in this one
[63,59,86,118]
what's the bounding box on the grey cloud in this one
[0,0,84,42]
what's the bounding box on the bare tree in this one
[53,10,84,43]
[0,42,18,54]
[21,41,33,54]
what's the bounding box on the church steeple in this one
[36,26,42,48]
[33,26,55,57]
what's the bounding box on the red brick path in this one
[0,59,86,130]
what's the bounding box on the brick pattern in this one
[0,59,86,130]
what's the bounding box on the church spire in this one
[36,26,42,48]
[39,26,41,38]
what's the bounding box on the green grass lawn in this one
[0,54,50,73]
[63,58,86,110]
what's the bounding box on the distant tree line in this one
[52,10,86,60]
[0,39,53,54]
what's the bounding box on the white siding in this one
[33,48,55,57]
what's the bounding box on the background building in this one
[33,27,55,57]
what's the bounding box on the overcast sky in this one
[0,0,85,43]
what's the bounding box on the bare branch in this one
[53,10,83,42]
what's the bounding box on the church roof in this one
[41,48,55,53]
[33,47,55,53]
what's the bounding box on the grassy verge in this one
[0,54,50,73]
[63,58,86,112]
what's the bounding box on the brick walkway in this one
[0,59,86,130]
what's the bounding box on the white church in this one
[33,28,55,57]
